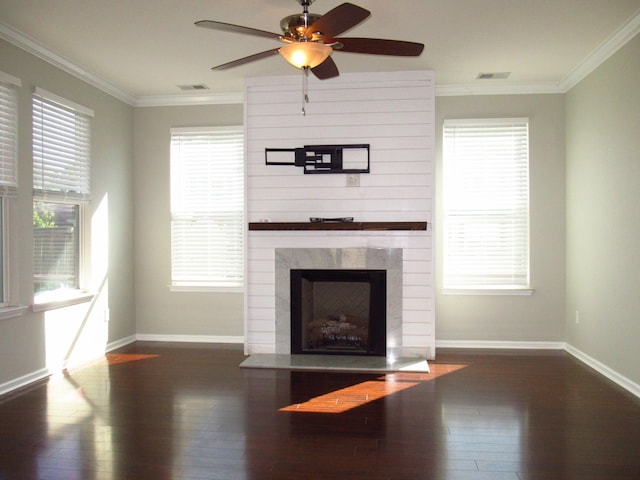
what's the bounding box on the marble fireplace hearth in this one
[239,353,430,373]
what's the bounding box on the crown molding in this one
[0,21,136,105]
[437,8,640,98]
[560,7,640,92]
[435,82,564,97]
[134,92,244,107]
[0,20,243,107]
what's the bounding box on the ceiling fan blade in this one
[196,20,282,41]
[306,3,370,39]
[212,48,281,70]
[311,57,340,80]
[336,38,424,56]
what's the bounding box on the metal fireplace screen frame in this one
[290,269,387,356]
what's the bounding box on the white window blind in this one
[33,88,92,201]
[170,126,244,289]
[32,89,92,296]
[0,73,20,198]
[443,118,530,290]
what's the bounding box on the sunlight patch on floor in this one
[279,364,468,414]
[98,353,160,366]
[279,377,419,413]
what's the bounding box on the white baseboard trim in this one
[58,335,139,372]
[135,334,244,344]
[106,335,138,352]
[436,340,566,350]
[4,336,637,402]
[0,335,138,397]
[565,343,640,399]
[435,340,640,400]
[0,367,50,397]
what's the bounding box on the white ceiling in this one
[1,0,639,105]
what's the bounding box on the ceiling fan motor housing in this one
[281,13,323,40]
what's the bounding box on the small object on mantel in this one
[248,221,427,231]
[309,217,354,223]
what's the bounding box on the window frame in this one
[31,87,94,309]
[442,117,532,296]
[169,125,245,292]
[1,197,7,307]
[0,71,21,315]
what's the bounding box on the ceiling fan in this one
[195,0,425,80]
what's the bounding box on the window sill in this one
[32,291,95,312]
[169,285,243,293]
[442,288,534,296]
[0,305,29,321]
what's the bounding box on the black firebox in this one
[290,269,386,356]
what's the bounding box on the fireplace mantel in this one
[249,221,427,231]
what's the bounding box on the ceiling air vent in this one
[476,72,510,80]
[177,84,210,91]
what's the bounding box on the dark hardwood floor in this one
[1,342,639,480]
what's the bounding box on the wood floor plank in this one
[1,343,639,479]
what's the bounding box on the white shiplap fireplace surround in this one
[244,70,435,360]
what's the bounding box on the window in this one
[32,88,92,302]
[170,126,244,290]
[442,118,530,293]
[0,72,20,307]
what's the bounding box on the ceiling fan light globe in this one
[279,42,332,69]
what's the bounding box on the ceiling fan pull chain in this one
[302,66,310,115]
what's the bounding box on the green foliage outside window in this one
[33,202,57,228]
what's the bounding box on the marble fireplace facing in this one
[275,248,403,358]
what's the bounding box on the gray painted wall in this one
[133,104,244,338]
[565,35,640,385]
[434,94,567,344]
[0,39,135,389]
